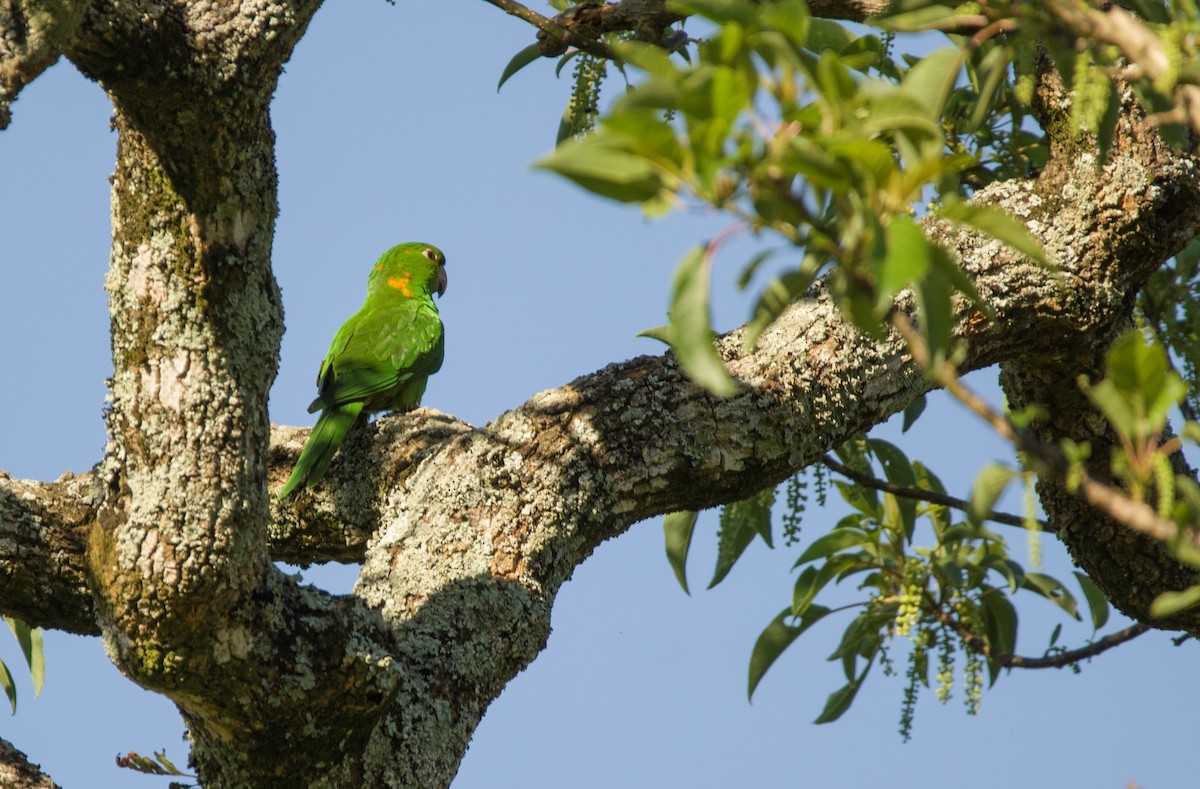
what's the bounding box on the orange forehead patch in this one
[387,274,413,296]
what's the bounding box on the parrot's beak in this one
[435,267,448,298]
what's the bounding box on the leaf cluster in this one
[536,0,1049,392]
[667,437,1114,736]
[0,616,43,714]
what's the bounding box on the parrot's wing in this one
[312,299,443,410]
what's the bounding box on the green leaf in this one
[900,47,963,118]
[760,0,810,47]
[1023,572,1080,620]
[981,553,1025,594]
[805,18,854,54]
[638,325,673,345]
[1150,584,1200,618]
[939,201,1052,268]
[928,241,991,315]
[877,4,966,32]
[4,618,43,698]
[901,394,926,432]
[663,510,699,594]
[665,245,740,396]
[675,0,757,26]
[965,45,1012,134]
[868,438,917,538]
[813,663,870,723]
[969,463,1015,526]
[0,660,14,713]
[979,590,1017,685]
[710,492,770,587]
[915,264,953,370]
[877,216,932,306]
[794,528,873,566]
[1073,571,1110,630]
[794,554,863,615]
[497,43,544,92]
[536,134,670,202]
[748,605,832,700]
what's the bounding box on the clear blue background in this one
[1,2,1194,787]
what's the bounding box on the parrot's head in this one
[371,242,447,299]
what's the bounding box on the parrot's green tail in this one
[278,402,365,498]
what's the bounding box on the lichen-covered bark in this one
[0,737,60,789]
[0,0,89,128]
[3,1,1200,788]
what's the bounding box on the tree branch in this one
[820,453,1051,532]
[940,610,1150,670]
[0,737,60,789]
[0,0,89,129]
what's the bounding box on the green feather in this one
[277,402,364,498]
[278,242,447,498]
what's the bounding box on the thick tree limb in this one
[0,0,89,129]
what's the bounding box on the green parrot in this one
[278,242,447,498]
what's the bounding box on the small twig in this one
[936,610,1150,669]
[480,0,616,59]
[821,454,1052,532]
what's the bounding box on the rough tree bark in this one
[3,1,1200,787]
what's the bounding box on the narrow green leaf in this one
[676,0,757,25]
[709,502,761,588]
[969,463,1015,526]
[939,201,1052,268]
[748,605,832,699]
[795,528,873,567]
[877,216,932,306]
[805,18,854,54]
[760,0,810,47]
[877,5,966,32]
[663,510,699,594]
[980,553,1024,593]
[928,241,991,315]
[638,325,673,345]
[834,478,881,518]
[901,47,963,118]
[4,618,42,697]
[1023,572,1080,620]
[979,590,1017,685]
[536,134,668,202]
[497,43,544,92]
[813,666,869,724]
[0,660,14,713]
[28,628,43,697]
[1073,571,1110,630]
[1150,584,1200,618]
[901,394,927,432]
[965,45,1011,133]
[915,265,953,370]
[868,438,917,538]
[666,245,740,396]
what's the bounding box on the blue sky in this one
[1,2,1196,787]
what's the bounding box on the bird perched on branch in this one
[278,242,447,498]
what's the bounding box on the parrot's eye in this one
[423,248,440,264]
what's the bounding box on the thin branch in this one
[821,454,1052,532]
[478,0,616,58]
[938,608,1150,669]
